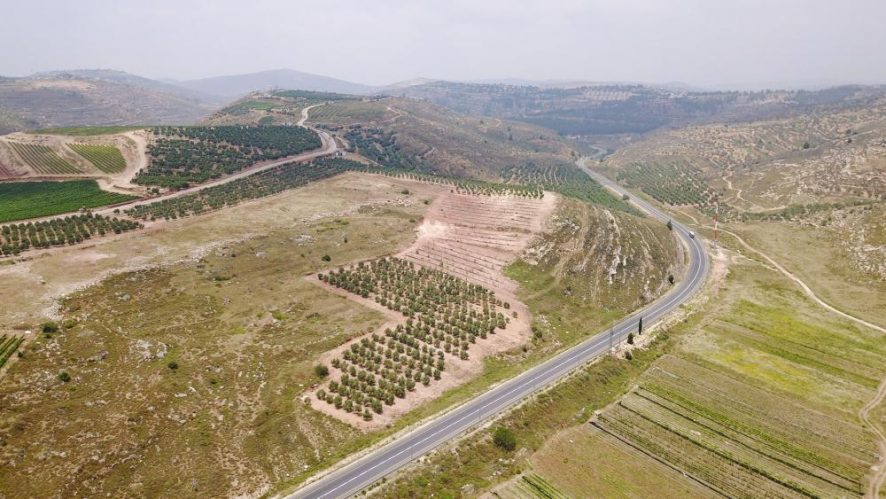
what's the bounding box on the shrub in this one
[627,332,635,345]
[58,371,71,383]
[493,427,516,451]
[321,254,332,262]
[314,364,329,377]
[625,350,633,360]
[41,322,59,334]
[167,361,178,370]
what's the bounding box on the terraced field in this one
[615,160,721,209]
[590,251,886,497]
[135,125,321,188]
[403,193,554,293]
[309,101,393,125]
[68,143,126,173]
[7,142,81,175]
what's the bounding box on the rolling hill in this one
[0,71,218,133]
[171,69,374,98]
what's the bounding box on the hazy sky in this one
[3,0,885,88]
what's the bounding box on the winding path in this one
[286,162,709,498]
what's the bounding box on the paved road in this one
[287,161,710,499]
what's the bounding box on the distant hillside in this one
[173,69,374,98]
[386,81,886,136]
[0,71,219,133]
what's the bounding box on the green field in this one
[8,142,81,175]
[0,180,138,223]
[588,248,885,497]
[68,143,127,173]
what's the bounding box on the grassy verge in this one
[377,329,677,496]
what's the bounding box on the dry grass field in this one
[0,173,449,497]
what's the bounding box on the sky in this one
[2,0,886,89]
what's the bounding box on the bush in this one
[493,427,516,451]
[58,371,71,383]
[314,364,329,377]
[627,332,635,345]
[625,350,633,360]
[41,322,59,334]
[167,361,178,370]
[321,254,332,262]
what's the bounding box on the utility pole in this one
[638,317,643,335]
[609,327,614,353]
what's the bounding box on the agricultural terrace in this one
[310,102,392,125]
[590,251,886,497]
[1,213,141,256]
[68,143,126,173]
[7,142,81,175]
[0,334,24,368]
[502,162,639,214]
[316,258,511,422]
[403,192,555,293]
[272,89,358,101]
[345,126,429,172]
[125,158,356,221]
[0,180,137,223]
[346,125,635,214]
[126,158,543,222]
[616,161,722,210]
[134,125,321,188]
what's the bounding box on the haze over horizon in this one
[2,0,886,90]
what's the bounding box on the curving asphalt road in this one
[287,161,710,499]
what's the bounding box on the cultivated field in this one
[0,130,143,187]
[367,197,685,497]
[135,125,321,188]
[7,142,81,174]
[68,143,127,173]
[308,190,556,427]
[0,180,137,223]
[585,243,886,497]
